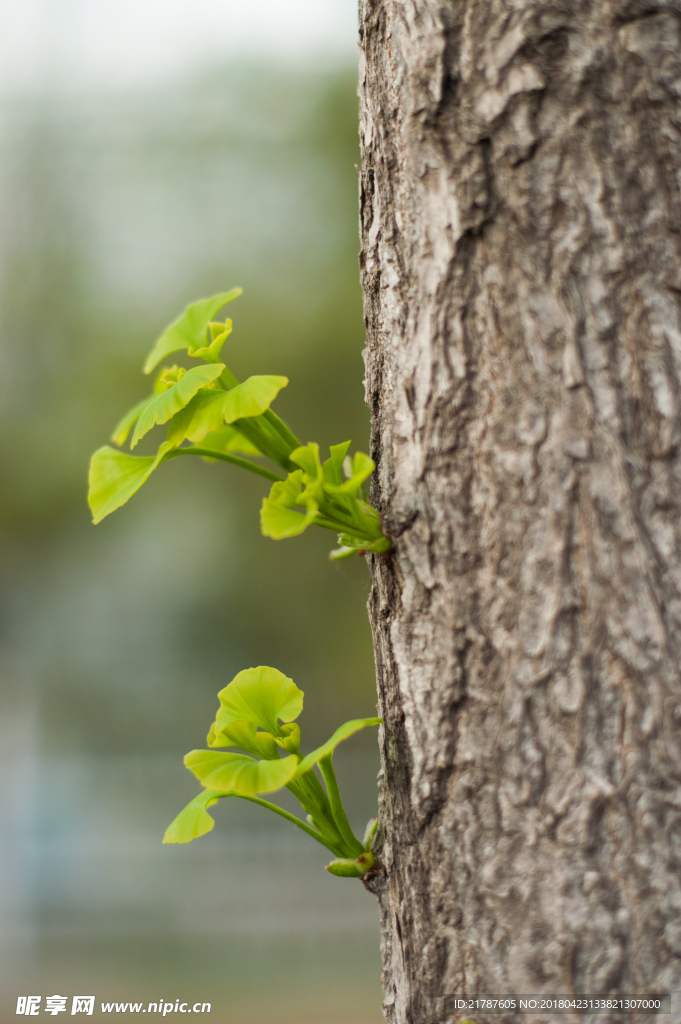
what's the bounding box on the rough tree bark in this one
[358,2,681,1022]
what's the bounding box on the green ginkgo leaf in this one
[164,376,287,448]
[221,375,288,423]
[167,400,266,456]
[207,719,279,760]
[163,789,227,843]
[131,364,225,448]
[265,470,305,507]
[144,290,242,374]
[91,285,393,559]
[198,426,261,457]
[274,723,301,755]
[329,545,360,562]
[88,442,173,524]
[290,442,323,481]
[260,470,318,539]
[363,818,378,851]
[327,451,375,495]
[322,441,351,486]
[294,718,382,777]
[112,396,155,446]
[163,661,382,865]
[185,749,299,795]
[336,531,371,550]
[166,391,230,447]
[213,666,303,737]
[189,321,232,362]
[260,501,318,539]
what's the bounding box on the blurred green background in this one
[0,28,382,1024]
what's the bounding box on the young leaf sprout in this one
[88,290,391,560]
[164,666,381,879]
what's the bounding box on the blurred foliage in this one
[0,59,383,1024]
[0,61,376,755]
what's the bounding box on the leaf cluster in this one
[88,291,391,559]
[164,666,380,878]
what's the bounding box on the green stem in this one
[263,408,301,452]
[318,755,365,858]
[307,517,348,534]
[286,777,347,857]
[235,416,296,472]
[287,775,334,829]
[295,771,335,824]
[317,495,374,533]
[312,509,381,543]
[217,793,336,852]
[253,415,298,468]
[166,447,283,482]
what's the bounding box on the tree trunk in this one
[358,2,681,1022]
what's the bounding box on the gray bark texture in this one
[358,2,681,1023]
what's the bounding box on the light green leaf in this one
[295,718,382,777]
[336,532,370,549]
[329,545,360,562]
[363,818,378,851]
[256,732,282,759]
[289,443,325,507]
[214,666,303,737]
[328,451,375,495]
[260,471,318,539]
[143,290,242,374]
[207,719,279,760]
[198,426,261,457]
[166,391,230,447]
[260,500,318,539]
[189,321,233,362]
[163,789,228,844]
[154,365,183,394]
[88,442,173,524]
[111,397,154,446]
[164,376,287,449]
[185,749,299,795]
[221,375,288,423]
[274,723,301,755]
[334,529,393,556]
[131,364,225,448]
[265,470,305,506]
[290,442,323,480]
[322,441,351,486]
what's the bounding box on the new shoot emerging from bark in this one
[88,290,391,560]
[163,666,381,878]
